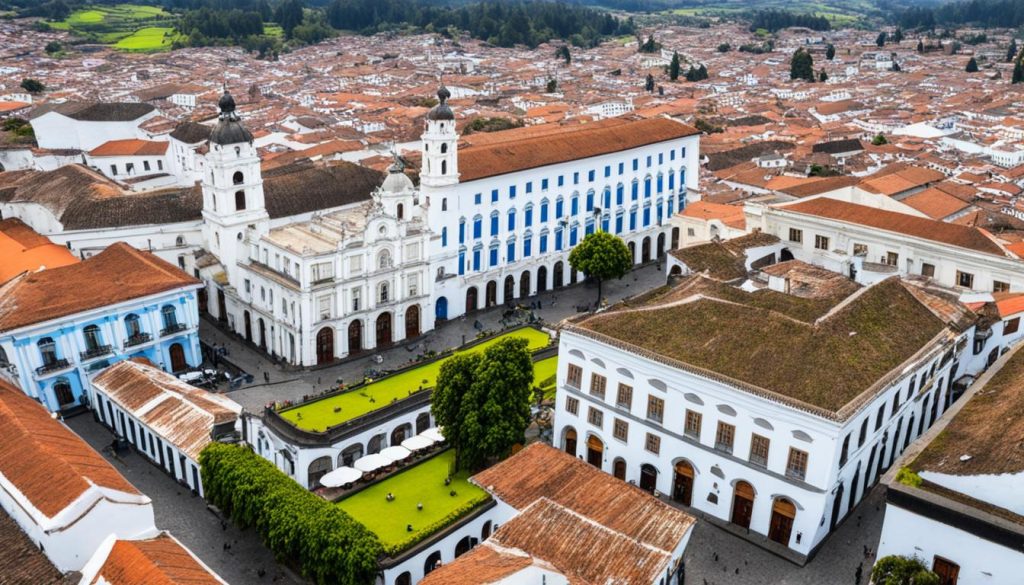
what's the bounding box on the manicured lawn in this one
[533,356,557,400]
[115,27,178,51]
[337,450,488,552]
[280,327,550,432]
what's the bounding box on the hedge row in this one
[200,443,383,585]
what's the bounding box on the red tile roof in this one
[901,187,971,220]
[780,198,1007,256]
[89,139,169,157]
[0,242,199,333]
[0,218,78,283]
[458,116,698,183]
[91,534,225,585]
[0,379,140,518]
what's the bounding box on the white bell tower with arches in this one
[420,85,459,189]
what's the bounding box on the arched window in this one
[161,305,178,330]
[379,282,390,303]
[83,324,102,351]
[378,249,392,269]
[124,314,141,338]
[397,203,404,220]
[232,171,244,185]
[442,198,448,211]
[441,160,447,175]
[38,337,57,366]
[458,217,466,244]
[440,143,448,154]
[490,211,499,236]
[234,146,241,157]
[235,190,246,211]
[473,215,482,239]
[441,226,448,247]
[507,208,516,231]
[175,235,185,247]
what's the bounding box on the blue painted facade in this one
[0,287,202,413]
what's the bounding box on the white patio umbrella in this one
[380,445,412,463]
[319,466,362,488]
[420,427,445,443]
[354,453,390,473]
[401,435,433,451]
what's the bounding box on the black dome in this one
[426,84,455,121]
[210,89,253,145]
[218,90,236,114]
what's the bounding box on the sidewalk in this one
[211,263,668,412]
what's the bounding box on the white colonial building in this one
[553,271,978,561]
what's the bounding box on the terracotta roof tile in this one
[0,379,140,518]
[780,198,1007,256]
[0,510,67,585]
[89,139,169,157]
[901,187,972,220]
[92,534,226,585]
[458,117,697,183]
[0,218,78,282]
[0,242,199,333]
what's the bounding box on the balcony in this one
[36,359,71,376]
[125,332,153,347]
[80,345,113,361]
[160,323,188,337]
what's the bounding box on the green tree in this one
[569,230,633,306]
[20,78,44,94]
[717,43,731,52]
[645,73,655,92]
[818,69,828,82]
[1014,56,1024,84]
[871,555,940,585]
[669,51,681,81]
[876,31,887,47]
[274,0,305,38]
[872,133,888,145]
[917,39,925,52]
[1008,39,1018,63]
[546,78,558,93]
[789,48,814,82]
[697,64,708,80]
[892,27,904,43]
[44,41,61,55]
[966,57,979,72]
[639,34,658,53]
[825,43,835,60]
[555,45,571,64]
[431,339,534,471]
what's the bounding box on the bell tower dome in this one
[420,85,459,189]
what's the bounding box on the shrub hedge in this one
[200,443,383,585]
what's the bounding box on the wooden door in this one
[613,459,626,480]
[504,276,515,303]
[466,287,478,312]
[348,320,362,354]
[731,482,754,529]
[640,465,658,493]
[933,557,960,585]
[673,461,694,506]
[586,435,603,468]
[169,343,187,372]
[217,289,227,322]
[54,382,75,407]
[375,313,392,347]
[564,428,577,455]
[316,328,333,365]
[243,311,252,342]
[405,305,420,339]
[486,281,497,307]
[768,498,796,546]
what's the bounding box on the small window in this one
[379,282,389,303]
[565,396,579,415]
[875,404,885,430]
[715,422,735,453]
[789,228,802,243]
[646,395,664,424]
[143,160,151,171]
[126,163,134,174]
[613,418,629,441]
[853,243,868,256]
[684,410,702,439]
[589,374,607,400]
[1005,317,1020,334]
[786,448,809,480]
[921,263,936,278]
[994,280,1010,293]
[644,432,661,454]
[616,383,632,409]
[235,190,246,211]
[885,251,899,266]
[858,418,869,447]
[587,407,603,428]
[814,235,830,251]
[566,364,583,388]
[956,270,974,288]
[839,434,851,466]
[110,164,118,175]
[749,434,770,467]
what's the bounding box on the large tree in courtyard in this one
[431,338,534,471]
[871,555,940,585]
[789,48,815,82]
[569,230,633,306]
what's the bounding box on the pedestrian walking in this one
[263,371,270,383]
[855,564,863,585]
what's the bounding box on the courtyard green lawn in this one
[533,356,558,400]
[280,327,550,432]
[337,450,488,552]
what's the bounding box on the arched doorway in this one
[375,313,392,347]
[731,481,755,529]
[613,458,626,480]
[641,237,651,262]
[197,289,208,313]
[348,320,363,354]
[465,287,478,313]
[243,311,252,342]
[553,262,564,288]
[563,427,577,456]
[316,328,334,365]
[395,573,412,585]
[391,423,412,446]
[537,266,548,293]
[671,227,680,249]
[217,289,227,323]
[503,276,515,303]
[307,456,332,489]
[169,343,187,372]
[672,460,695,506]
[657,233,666,258]
[848,464,861,513]
[435,296,448,321]
[481,521,492,540]
[257,318,267,350]
[669,265,683,276]
[780,248,794,262]
[340,444,363,467]
[485,280,498,307]
[586,435,603,468]
[416,413,431,434]
[405,305,420,339]
[640,464,658,493]
[367,433,386,454]
[519,270,531,298]
[424,551,442,575]
[769,498,796,546]
[454,535,473,558]
[628,241,636,263]
[830,483,845,531]
[53,379,75,407]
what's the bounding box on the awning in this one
[354,454,390,473]
[401,435,433,451]
[319,466,362,488]
[380,446,411,463]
